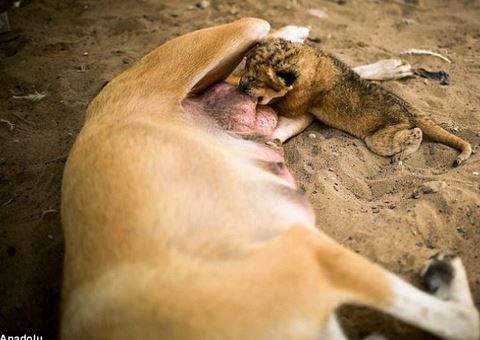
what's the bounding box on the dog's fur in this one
[61,18,479,339]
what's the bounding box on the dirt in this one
[0,0,479,338]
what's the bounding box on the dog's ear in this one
[276,70,297,87]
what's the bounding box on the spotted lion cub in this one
[239,38,472,166]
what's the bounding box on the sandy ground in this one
[1,0,479,338]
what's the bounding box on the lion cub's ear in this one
[275,70,297,87]
[266,68,297,91]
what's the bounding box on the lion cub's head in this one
[239,38,299,105]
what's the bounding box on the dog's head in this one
[239,38,299,105]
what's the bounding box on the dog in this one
[60,18,479,339]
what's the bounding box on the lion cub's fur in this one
[240,38,471,165]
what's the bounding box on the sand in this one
[0,0,479,338]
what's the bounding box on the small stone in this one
[83,52,89,56]
[412,181,447,198]
[473,171,479,176]
[402,18,416,25]
[308,133,317,139]
[307,36,322,43]
[308,8,328,19]
[0,11,11,34]
[198,0,210,9]
[47,234,54,240]
[7,246,16,256]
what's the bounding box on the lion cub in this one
[239,38,472,166]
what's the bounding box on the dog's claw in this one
[265,138,282,148]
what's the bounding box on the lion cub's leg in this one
[364,124,422,163]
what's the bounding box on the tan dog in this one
[61,18,479,339]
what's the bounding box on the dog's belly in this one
[178,82,316,250]
[190,82,279,136]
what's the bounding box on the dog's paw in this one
[421,253,455,300]
[265,138,282,149]
[268,25,310,43]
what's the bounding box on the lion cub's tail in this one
[414,115,472,166]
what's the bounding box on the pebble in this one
[473,171,479,176]
[308,133,316,139]
[82,52,89,56]
[307,37,322,43]
[402,18,416,25]
[308,9,328,19]
[198,0,210,9]
[412,180,447,198]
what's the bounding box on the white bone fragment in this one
[268,25,310,43]
[353,58,413,80]
[400,48,451,63]
[12,91,46,102]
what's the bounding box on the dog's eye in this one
[276,70,297,87]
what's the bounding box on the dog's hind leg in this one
[286,227,479,340]
[320,315,347,340]
[382,258,479,339]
